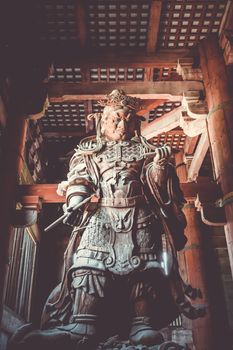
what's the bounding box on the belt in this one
[98,195,145,208]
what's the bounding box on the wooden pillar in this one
[180,203,213,350]
[199,35,233,278]
[175,152,213,350]
[0,113,28,321]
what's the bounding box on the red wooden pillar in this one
[181,203,213,350]
[175,152,213,350]
[199,35,233,278]
[0,113,28,320]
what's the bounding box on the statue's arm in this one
[57,151,95,226]
[150,145,172,201]
[145,145,187,250]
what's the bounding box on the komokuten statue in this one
[10,90,205,350]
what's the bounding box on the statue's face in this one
[101,107,137,141]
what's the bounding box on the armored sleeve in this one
[145,161,187,251]
[57,150,94,206]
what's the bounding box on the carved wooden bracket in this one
[219,30,233,65]
[186,132,209,182]
[177,58,203,81]
[195,187,226,227]
[12,195,42,228]
[180,92,208,137]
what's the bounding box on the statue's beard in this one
[115,130,127,140]
[102,127,133,141]
[104,130,130,141]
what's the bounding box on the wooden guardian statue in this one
[10,90,205,350]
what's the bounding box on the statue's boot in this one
[58,314,97,347]
[60,273,104,348]
[129,279,164,346]
[9,327,75,350]
[129,317,164,346]
[9,315,98,350]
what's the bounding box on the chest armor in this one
[95,140,145,163]
[94,141,145,199]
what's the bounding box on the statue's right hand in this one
[63,206,82,227]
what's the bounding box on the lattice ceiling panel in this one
[41,103,86,130]
[41,101,185,137]
[90,67,145,82]
[150,131,186,150]
[87,1,150,48]
[149,101,181,122]
[49,66,82,82]
[38,2,77,41]
[46,136,75,144]
[49,65,182,82]
[158,0,227,49]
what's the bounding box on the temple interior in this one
[1,1,233,349]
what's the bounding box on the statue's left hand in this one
[152,145,171,187]
[153,144,172,166]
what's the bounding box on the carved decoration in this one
[176,59,203,81]
[186,133,209,183]
[180,93,208,138]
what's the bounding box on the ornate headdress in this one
[79,90,150,154]
[85,90,144,149]
[98,89,142,112]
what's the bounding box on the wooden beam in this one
[17,184,64,203]
[53,49,192,67]
[138,99,166,116]
[43,129,86,138]
[183,135,199,155]
[16,181,222,203]
[48,81,204,102]
[141,105,182,139]
[75,0,87,48]
[187,132,209,182]
[147,0,163,54]
[43,127,184,139]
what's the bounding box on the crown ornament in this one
[98,89,142,111]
